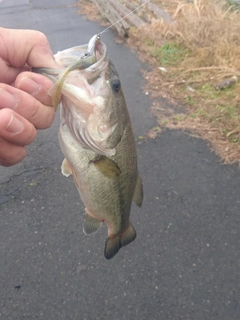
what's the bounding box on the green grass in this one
[173,115,184,122]
[225,0,240,10]
[150,43,189,66]
[184,96,196,106]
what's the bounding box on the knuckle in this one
[0,139,26,166]
[32,31,52,54]
[28,98,43,125]
[23,125,37,145]
[32,30,48,44]
[29,99,54,129]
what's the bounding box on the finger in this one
[0,108,36,145]
[0,138,26,167]
[0,28,58,84]
[0,85,55,129]
[15,72,54,106]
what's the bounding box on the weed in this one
[225,0,240,10]
[81,0,240,164]
[134,0,240,164]
[184,96,196,106]
[191,109,209,119]
[173,115,184,122]
[150,43,188,66]
[231,137,238,143]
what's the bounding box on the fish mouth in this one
[33,34,118,156]
[57,35,118,156]
[54,34,107,72]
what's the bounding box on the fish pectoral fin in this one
[104,223,137,260]
[61,158,72,177]
[83,209,103,235]
[90,155,121,179]
[132,172,143,207]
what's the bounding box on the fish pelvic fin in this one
[83,209,103,235]
[104,223,137,260]
[90,155,121,179]
[61,158,72,177]
[133,171,143,207]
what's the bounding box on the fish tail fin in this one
[104,223,137,260]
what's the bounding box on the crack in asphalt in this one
[0,167,51,205]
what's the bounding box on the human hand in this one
[0,27,58,166]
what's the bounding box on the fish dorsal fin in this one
[133,172,143,207]
[90,155,121,179]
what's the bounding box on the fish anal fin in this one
[83,209,102,235]
[104,223,136,259]
[61,158,72,177]
[90,155,121,179]
[133,172,143,207]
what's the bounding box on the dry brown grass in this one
[79,0,240,165]
[128,0,240,165]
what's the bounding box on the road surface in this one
[0,1,239,319]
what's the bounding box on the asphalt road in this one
[0,1,240,319]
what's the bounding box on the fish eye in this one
[111,79,121,93]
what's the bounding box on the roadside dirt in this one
[78,0,240,166]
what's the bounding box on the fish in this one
[33,34,143,259]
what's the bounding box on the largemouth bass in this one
[33,34,143,259]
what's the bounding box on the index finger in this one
[0,28,58,84]
[0,84,55,129]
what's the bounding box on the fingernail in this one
[19,77,40,96]
[0,88,17,109]
[5,114,24,134]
